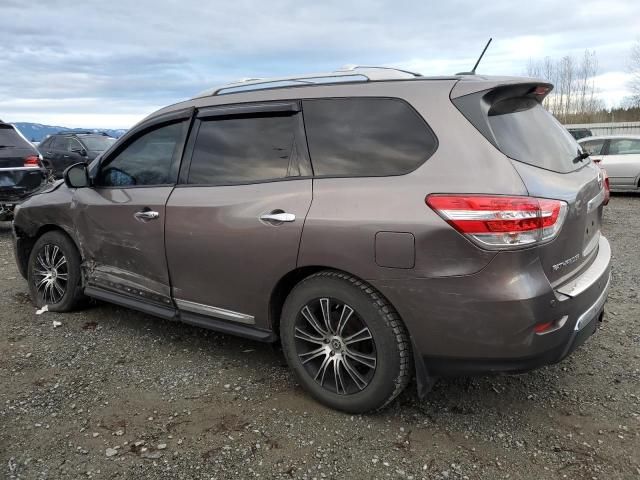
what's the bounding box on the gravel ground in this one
[1,195,639,480]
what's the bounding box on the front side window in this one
[82,136,116,152]
[302,98,437,177]
[581,139,605,156]
[608,139,640,155]
[67,138,83,152]
[95,121,184,187]
[187,114,298,185]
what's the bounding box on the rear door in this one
[74,111,191,305]
[0,124,44,202]
[601,138,640,188]
[165,102,312,329]
[452,83,606,285]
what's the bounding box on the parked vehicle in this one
[38,132,116,178]
[578,135,640,192]
[12,67,612,412]
[567,127,593,140]
[0,121,47,221]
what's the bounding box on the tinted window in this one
[488,103,583,173]
[188,114,297,185]
[81,136,116,152]
[51,136,66,150]
[580,139,605,155]
[67,138,83,152]
[95,122,184,187]
[608,139,640,155]
[302,98,436,176]
[0,125,32,149]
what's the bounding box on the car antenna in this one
[456,38,492,75]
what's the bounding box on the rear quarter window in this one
[302,98,437,177]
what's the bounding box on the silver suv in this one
[12,67,612,412]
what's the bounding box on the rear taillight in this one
[426,195,568,249]
[24,155,41,167]
[602,171,610,206]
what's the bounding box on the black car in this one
[38,132,116,178]
[0,122,47,220]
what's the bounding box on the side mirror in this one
[64,162,91,188]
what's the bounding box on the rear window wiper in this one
[572,152,590,163]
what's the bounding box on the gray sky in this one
[1,0,638,128]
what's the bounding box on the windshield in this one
[81,136,116,152]
[488,103,586,173]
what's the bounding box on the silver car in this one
[579,135,640,191]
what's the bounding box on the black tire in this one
[280,270,412,413]
[27,230,85,312]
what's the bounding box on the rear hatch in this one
[0,124,45,200]
[451,80,605,286]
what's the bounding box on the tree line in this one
[525,40,640,124]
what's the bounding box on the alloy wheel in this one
[294,297,377,395]
[33,244,68,304]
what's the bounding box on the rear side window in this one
[454,85,584,174]
[488,105,582,173]
[0,125,32,149]
[580,139,605,155]
[302,98,437,176]
[187,114,299,185]
[608,138,640,155]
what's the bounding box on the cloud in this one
[1,0,639,127]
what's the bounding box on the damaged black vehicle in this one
[0,121,47,220]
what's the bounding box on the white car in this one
[579,135,640,191]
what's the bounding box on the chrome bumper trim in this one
[574,273,611,332]
[556,236,611,298]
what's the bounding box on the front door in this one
[165,102,313,329]
[73,116,190,305]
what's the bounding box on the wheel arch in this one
[14,224,82,279]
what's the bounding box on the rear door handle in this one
[260,212,296,223]
[134,210,159,221]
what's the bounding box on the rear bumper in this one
[372,235,612,381]
[0,168,46,204]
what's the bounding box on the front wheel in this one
[27,230,85,312]
[280,271,412,413]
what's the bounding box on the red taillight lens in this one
[426,195,568,249]
[24,155,41,167]
[602,172,610,206]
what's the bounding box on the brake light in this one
[426,195,568,249]
[24,155,41,167]
[603,173,610,206]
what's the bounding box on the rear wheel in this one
[27,231,85,312]
[280,271,412,413]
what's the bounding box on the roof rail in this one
[193,66,422,98]
[56,130,112,136]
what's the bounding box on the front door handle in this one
[134,210,160,221]
[260,212,296,223]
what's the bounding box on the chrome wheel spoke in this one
[34,268,49,277]
[335,304,354,336]
[299,346,327,365]
[52,280,65,299]
[344,327,373,345]
[314,355,332,386]
[341,357,368,391]
[36,255,48,271]
[334,358,346,395]
[56,273,69,281]
[295,327,325,345]
[301,306,329,337]
[53,255,67,269]
[319,298,332,333]
[345,349,377,369]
